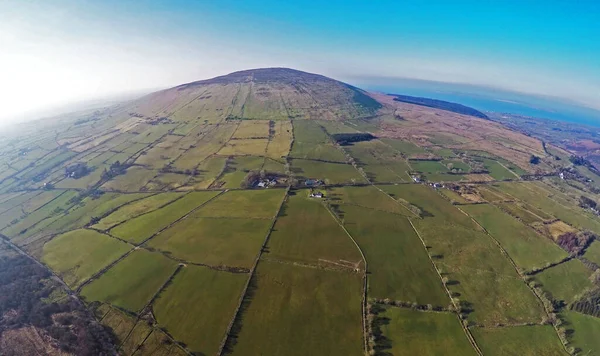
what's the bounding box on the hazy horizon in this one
[2,0,599,124]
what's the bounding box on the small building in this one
[310,192,324,198]
[257,181,266,188]
[559,172,565,180]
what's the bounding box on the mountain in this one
[128,68,381,122]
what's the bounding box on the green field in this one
[194,188,285,218]
[110,191,219,243]
[231,260,363,356]
[563,311,600,355]
[461,203,567,271]
[472,325,565,356]
[534,259,593,303]
[42,229,131,287]
[494,201,545,224]
[92,192,185,231]
[290,142,347,162]
[81,249,178,312]
[379,307,477,355]
[341,205,448,304]
[327,185,413,215]
[480,158,518,180]
[380,184,546,326]
[379,138,427,156]
[291,159,366,184]
[266,193,362,267]
[583,240,600,265]
[153,265,247,356]
[148,216,271,268]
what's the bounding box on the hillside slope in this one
[128,68,381,122]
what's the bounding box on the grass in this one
[535,259,593,303]
[218,138,269,156]
[379,138,427,156]
[153,265,247,356]
[442,159,471,172]
[92,192,185,231]
[100,306,137,345]
[101,166,158,191]
[545,220,578,240]
[410,160,447,173]
[378,307,477,355]
[292,120,330,144]
[231,120,270,139]
[341,205,448,304]
[583,240,600,265]
[42,229,130,288]
[266,193,363,266]
[110,191,219,244]
[480,158,518,180]
[461,204,567,271]
[81,249,178,312]
[194,189,285,219]
[471,325,565,356]
[231,260,363,356]
[496,182,600,234]
[379,184,546,326]
[439,188,471,204]
[327,185,413,215]
[148,217,271,268]
[291,159,366,184]
[562,311,600,355]
[265,120,293,160]
[495,201,544,224]
[290,142,347,162]
[119,319,153,355]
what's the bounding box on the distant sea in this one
[350,77,600,127]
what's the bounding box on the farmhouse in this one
[309,192,324,198]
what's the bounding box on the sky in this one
[1,0,599,123]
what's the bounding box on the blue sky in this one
[1,0,599,121]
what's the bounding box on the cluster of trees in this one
[556,231,596,255]
[65,163,91,179]
[529,155,541,164]
[571,287,600,318]
[101,161,128,180]
[330,133,376,146]
[579,195,598,210]
[0,253,116,355]
[570,155,593,167]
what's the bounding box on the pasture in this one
[147,216,271,268]
[194,189,285,218]
[81,249,178,312]
[461,203,567,271]
[341,205,448,304]
[378,307,477,355]
[153,265,247,356]
[534,259,593,303]
[266,193,362,267]
[42,229,130,288]
[110,191,219,244]
[291,159,366,184]
[231,260,363,356]
[583,240,600,265]
[471,325,565,356]
[327,185,413,215]
[290,142,347,162]
[562,311,600,355]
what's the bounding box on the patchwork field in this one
[378,307,477,356]
[0,68,595,356]
[231,260,363,356]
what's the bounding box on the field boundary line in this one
[142,264,184,314]
[406,218,484,356]
[457,206,572,356]
[77,190,226,293]
[217,186,290,356]
[323,201,369,355]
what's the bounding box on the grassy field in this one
[99,306,137,345]
[147,216,271,268]
[153,265,247,356]
[494,201,544,224]
[410,160,447,173]
[42,229,130,288]
[341,205,448,304]
[231,120,270,139]
[472,325,565,356]
[92,192,185,230]
[119,319,153,355]
[378,306,477,355]
[327,185,413,215]
[291,159,366,184]
[292,120,330,144]
[534,259,593,303]
[231,260,363,356]
[193,189,285,219]
[110,191,219,244]
[439,188,471,204]
[461,203,567,271]
[583,240,600,265]
[101,166,158,191]
[81,249,178,312]
[379,184,546,326]
[266,193,362,267]
[290,142,347,162]
[562,311,600,355]
[218,138,269,156]
[480,158,518,180]
[379,138,427,156]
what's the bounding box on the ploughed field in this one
[1,68,600,355]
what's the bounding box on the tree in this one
[529,155,541,164]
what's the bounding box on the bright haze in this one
[1,0,599,124]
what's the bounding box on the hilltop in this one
[128,67,381,122]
